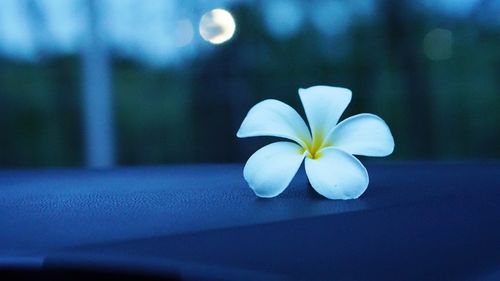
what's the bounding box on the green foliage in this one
[0,6,499,167]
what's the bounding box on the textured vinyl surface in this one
[1,163,499,280]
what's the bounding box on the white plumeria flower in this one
[237,86,395,200]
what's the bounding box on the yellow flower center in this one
[302,131,332,160]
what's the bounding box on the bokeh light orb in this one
[175,19,194,47]
[423,28,453,61]
[199,9,236,44]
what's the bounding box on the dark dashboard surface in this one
[1,163,499,280]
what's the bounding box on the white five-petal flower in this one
[237,86,395,200]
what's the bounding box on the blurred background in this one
[0,0,499,169]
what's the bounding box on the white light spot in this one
[423,28,453,61]
[199,9,236,44]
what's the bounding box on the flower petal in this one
[329,113,394,157]
[305,148,368,200]
[237,99,311,147]
[298,86,352,140]
[244,141,305,198]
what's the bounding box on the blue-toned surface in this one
[0,163,499,280]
